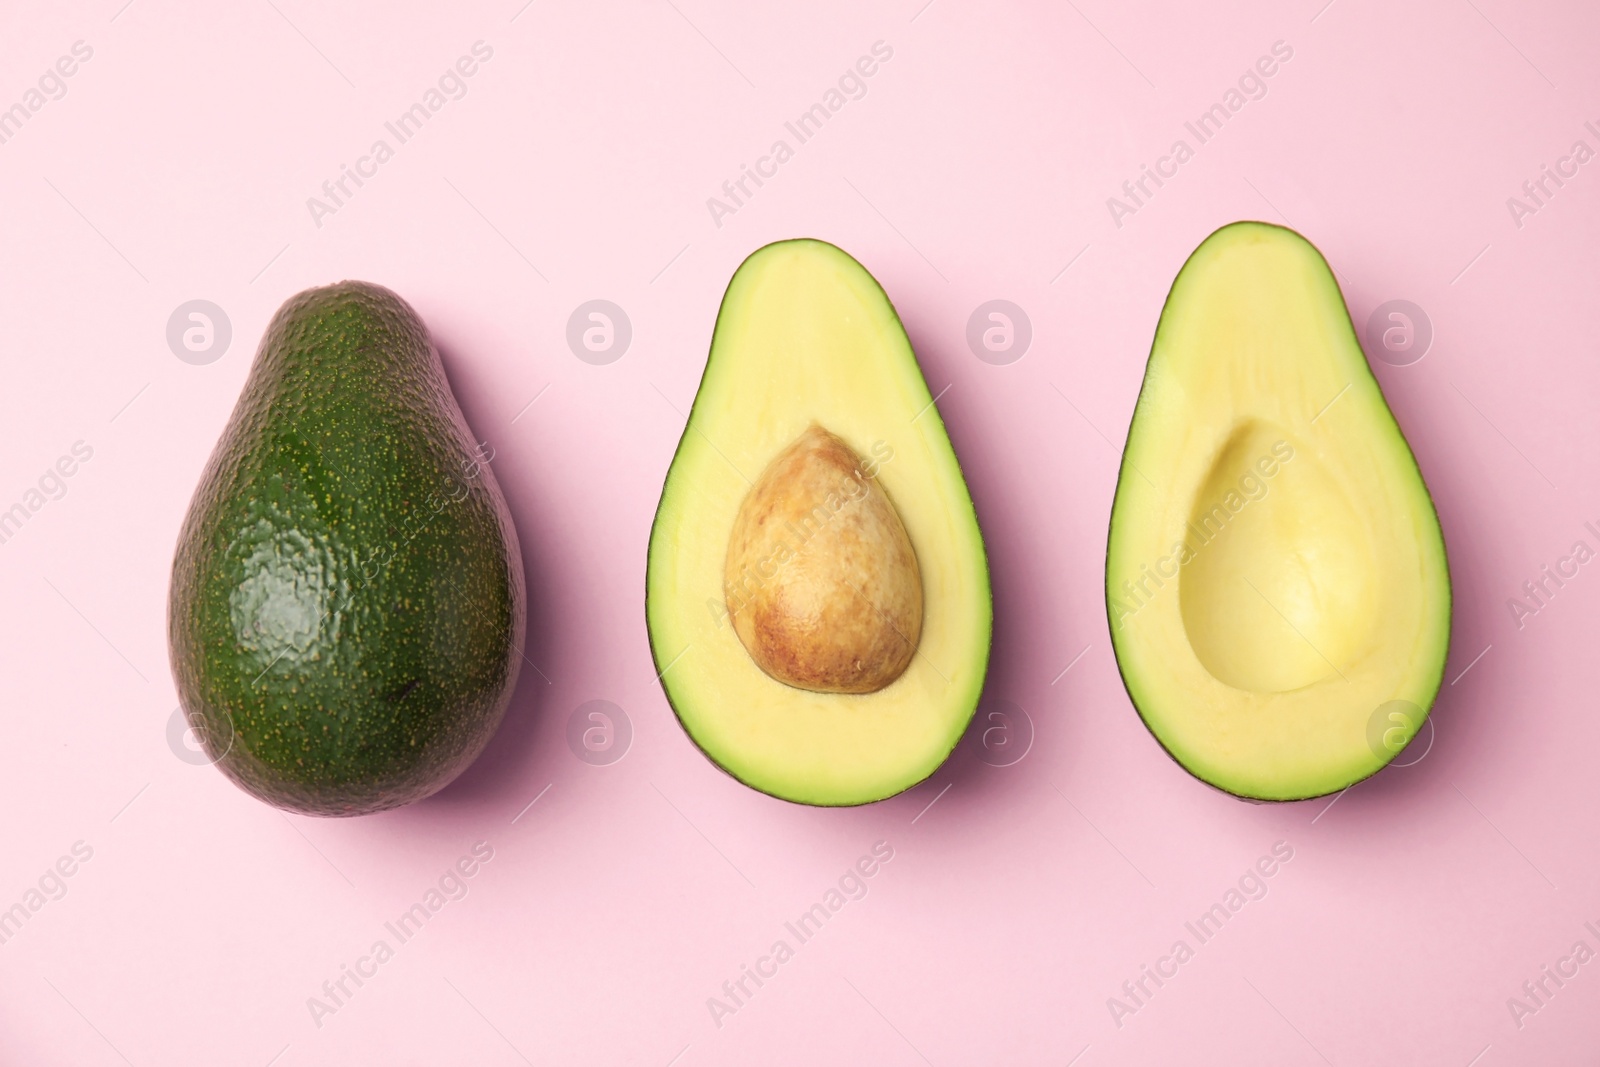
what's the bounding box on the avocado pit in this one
[724,424,922,694]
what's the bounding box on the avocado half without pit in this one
[168,282,525,816]
[1106,222,1451,801]
[647,239,992,806]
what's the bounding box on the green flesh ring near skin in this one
[646,239,992,806]
[168,281,525,816]
[1106,221,1450,801]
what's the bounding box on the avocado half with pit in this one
[1106,222,1450,801]
[646,239,992,806]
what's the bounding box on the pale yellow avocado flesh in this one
[647,239,992,806]
[1107,222,1450,801]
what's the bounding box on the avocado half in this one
[646,239,992,806]
[1106,222,1451,801]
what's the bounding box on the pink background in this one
[2,0,1597,1062]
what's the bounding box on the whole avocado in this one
[169,281,525,816]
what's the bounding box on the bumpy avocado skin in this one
[169,282,524,816]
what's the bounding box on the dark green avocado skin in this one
[169,282,524,816]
